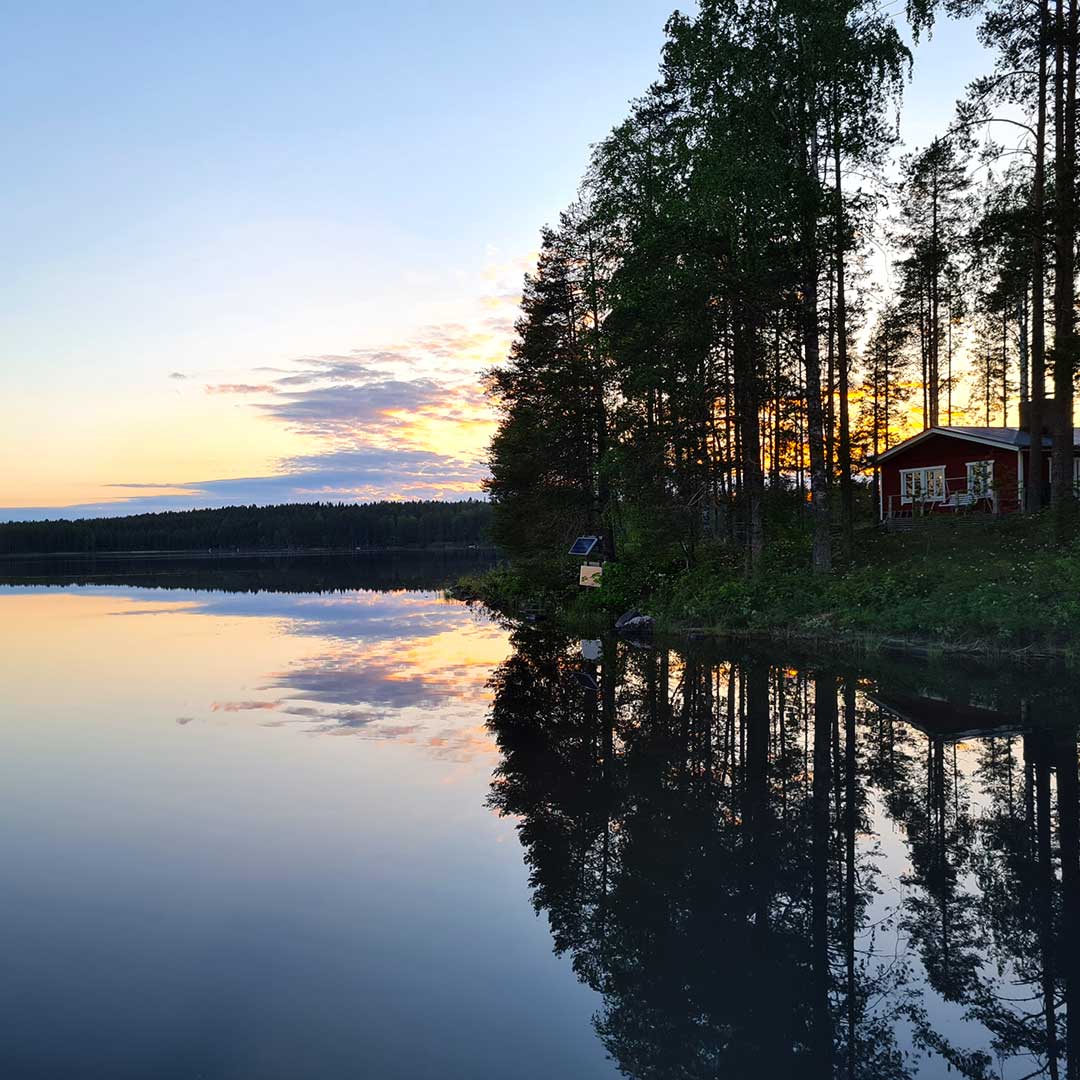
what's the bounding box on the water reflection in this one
[0,561,507,756]
[488,629,1080,1079]
[7,564,1080,1077]
[0,549,494,593]
[0,573,618,1079]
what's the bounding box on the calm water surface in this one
[2,555,1078,1079]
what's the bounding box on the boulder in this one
[615,610,654,633]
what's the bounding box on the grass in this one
[453,511,1080,661]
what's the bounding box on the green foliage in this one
[485,208,610,564]
[449,565,530,605]
[470,514,1080,656]
[666,514,1080,647]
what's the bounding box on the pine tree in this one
[894,137,973,430]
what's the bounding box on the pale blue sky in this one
[0,2,993,518]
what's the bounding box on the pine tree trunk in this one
[1052,0,1077,527]
[736,314,765,569]
[773,320,783,489]
[871,371,880,517]
[928,150,941,429]
[586,235,615,561]
[833,100,854,557]
[1002,309,1009,425]
[1029,0,1049,512]
[920,288,929,428]
[804,251,831,573]
[802,108,831,574]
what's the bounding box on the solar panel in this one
[568,536,600,557]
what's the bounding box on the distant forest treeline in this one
[0,500,493,555]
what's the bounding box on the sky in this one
[0,2,996,521]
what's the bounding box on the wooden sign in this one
[579,564,603,588]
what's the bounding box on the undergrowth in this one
[452,511,1080,659]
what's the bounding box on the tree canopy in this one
[487,0,1080,576]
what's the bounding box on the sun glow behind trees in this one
[486,0,1080,574]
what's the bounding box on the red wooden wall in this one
[878,433,1023,517]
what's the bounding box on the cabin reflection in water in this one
[487,632,1080,1080]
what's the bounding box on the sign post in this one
[569,536,603,588]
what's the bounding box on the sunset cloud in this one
[258,379,447,434]
[2,269,523,520]
[0,447,487,519]
[211,700,281,712]
[238,339,498,449]
[205,383,278,395]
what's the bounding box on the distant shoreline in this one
[0,544,499,563]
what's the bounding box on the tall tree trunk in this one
[871,361,880,517]
[826,270,836,486]
[1019,293,1030,409]
[736,312,765,568]
[929,152,941,428]
[884,337,892,451]
[804,129,832,574]
[773,319,783,488]
[920,287,929,428]
[1029,0,1050,512]
[947,304,954,425]
[1002,308,1009,425]
[833,96,854,558]
[1052,0,1077,527]
[586,234,615,561]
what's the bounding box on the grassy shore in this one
[453,512,1080,662]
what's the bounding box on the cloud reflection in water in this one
[1,580,505,761]
[194,588,505,759]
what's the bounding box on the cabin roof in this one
[876,425,1080,463]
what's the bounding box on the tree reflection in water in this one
[487,630,1080,1079]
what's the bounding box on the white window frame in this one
[966,460,994,499]
[900,465,946,504]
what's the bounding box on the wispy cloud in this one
[211,700,281,712]
[204,383,278,395]
[258,378,450,436]
[4,266,528,521]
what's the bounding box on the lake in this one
[1,553,1077,1079]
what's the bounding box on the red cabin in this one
[875,426,1080,522]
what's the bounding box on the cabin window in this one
[966,460,994,498]
[900,466,946,504]
[1074,456,1080,495]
